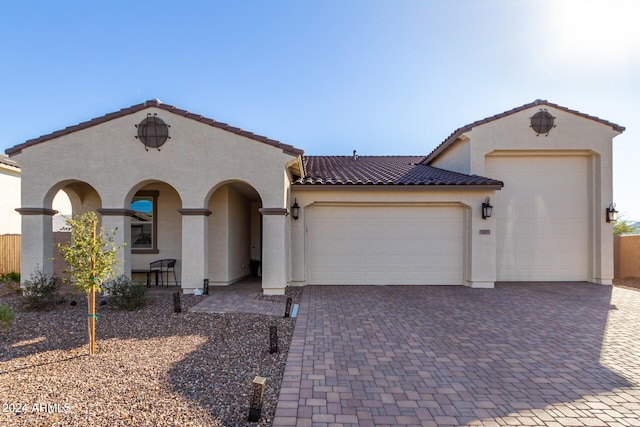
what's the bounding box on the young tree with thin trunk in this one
[58,211,122,355]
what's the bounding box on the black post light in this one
[606,203,618,223]
[291,199,300,220]
[482,197,493,220]
[247,376,267,422]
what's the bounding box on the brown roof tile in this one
[295,156,503,187]
[5,99,304,157]
[423,99,626,165]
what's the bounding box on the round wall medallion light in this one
[135,113,170,150]
[530,109,556,136]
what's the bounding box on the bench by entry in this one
[132,259,178,287]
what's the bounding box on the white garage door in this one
[306,205,464,285]
[486,156,589,281]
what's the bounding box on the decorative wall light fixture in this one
[606,203,618,223]
[482,197,493,219]
[291,199,300,220]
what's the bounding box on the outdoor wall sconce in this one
[482,197,493,219]
[606,203,618,223]
[291,199,300,220]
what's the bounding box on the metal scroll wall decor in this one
[135,113,171,150]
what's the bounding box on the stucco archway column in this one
[259,208,288,296]
[179,208,211,293]
[16,208,56,281]
[97,209,132,278]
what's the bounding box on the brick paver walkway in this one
[273,283,640,427]
[189,280,284,316]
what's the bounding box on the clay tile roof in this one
[0,154,19,169]
[5,99,304,157]
[423,99,626,165]
[295,155,503,187]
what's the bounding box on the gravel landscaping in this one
[2,277,638,427]
[0,282,300,427]
[613,277,640,292]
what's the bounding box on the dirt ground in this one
[612,277,640,291]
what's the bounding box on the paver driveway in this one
[272,283,640,427]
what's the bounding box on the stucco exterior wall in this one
[12,107,296,292]
[14,108,294,210]
[227,187,251,281]
[10,101,621,293]
[207,186,252,285]
[208,186,228,284]
[430,137,471,174]
[250,202,262,262]
[0,164,21,234]
[460,105,620,284]
[465,107,617,178]
[131,183,182,282]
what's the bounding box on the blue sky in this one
[2,1,639,218]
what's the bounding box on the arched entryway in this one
[19,180,102,279]
[207,181,262,285]
[49,181,103,280]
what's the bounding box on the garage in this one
[486,155,589,281]
[305,204,465,285]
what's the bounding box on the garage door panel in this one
[487,156,588,281]
[306,205,464,285]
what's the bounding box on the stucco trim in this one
[178,208,213,216]
[97,208,136,216]
[485,149,596,158]
[259,208,289,216]
[16,207,57,216]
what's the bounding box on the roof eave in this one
[292,183,503,190]
[424,99,626,165]
[5,99,304,157]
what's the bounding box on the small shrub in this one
[0,272,20,282]
[0,303,15,331]
[22,269,62,311]
[104,275,147,310]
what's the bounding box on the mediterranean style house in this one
[6,99,624,294]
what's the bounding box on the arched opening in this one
[207,181,263,285]
[126,181,183,285]
[44,181,102,279]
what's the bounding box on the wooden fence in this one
[0,234,20,274]
[614,234,640,278]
